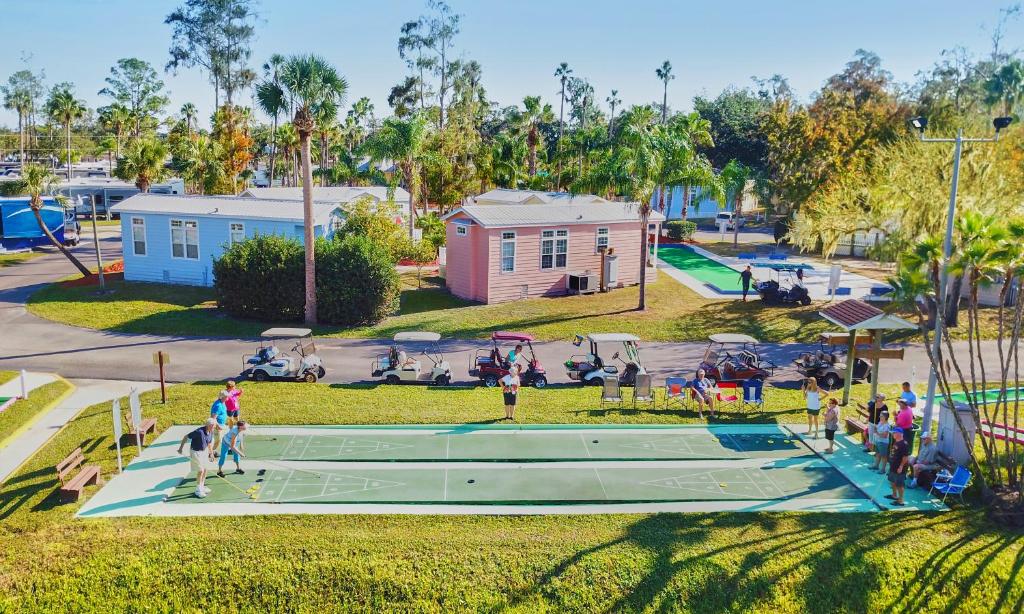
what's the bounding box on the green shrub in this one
[212,234,305,321]
[665,220,697,241]
[0,179,26,197]
[316,234,400,325]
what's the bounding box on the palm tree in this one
[180,102,198,140]
[20,163,91,276]
[98,103,131,159]
[984,58,1024,116]
[278,54,349,325]
[276,123,299,186]
[720,160,752,246]
[606,89,621,138]
[95,136,118,174]
[114,138,169,192]
[2,85,33,169]
[177,134,223,195]
[656,113,718,221]
[656,60,674,124]
[45,85,88,182]
[313,99,339,187]
[257,54,287,187]
[490,130,528,188]
[554,62,573,189]
[360,114,431,238]
[515,96,553,178]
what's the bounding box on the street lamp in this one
[912,115,1013,432]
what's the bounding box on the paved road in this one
[0,225,1013,388]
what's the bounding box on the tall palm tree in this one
[276,123,300,187]
[606,89,621,138]
[98,103,131,159]
[313,99,339,187]
[360,114,431,238]
[178,134,223,195]
[45,85,88,181]
[655,60,674,124]
[554,62,572,189]
[719,160,752,246]
[95,136,118,174]
[257,54,287,187]
[515,96,553,178]
[21,163,91,276]
[278,54,349,325]
[656,112,718,221]
[984,58,1024,116]
[180,102,198,140]
[114,138,169,192]
[2,86,33,169]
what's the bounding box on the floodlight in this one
[993,116,1013,132]
[910,116,928,133]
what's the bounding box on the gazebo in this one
[817,299,916,404]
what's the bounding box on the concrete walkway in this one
[0,371,56,401]
[0,377,158,484]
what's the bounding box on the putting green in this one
[658,246,743,291]
[947,387,1024,406]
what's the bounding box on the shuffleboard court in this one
[658,245,743,291]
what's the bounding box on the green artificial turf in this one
[659,246,744,291]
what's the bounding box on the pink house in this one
[442,201,665,303]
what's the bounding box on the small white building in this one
[240,186,411,221]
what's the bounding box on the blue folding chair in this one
[741,380,764,410]
[929,465,972,504]
[664,377,688,410]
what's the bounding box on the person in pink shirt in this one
[224,380,243,426]
[895,398,915,453]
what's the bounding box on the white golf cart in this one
[372,332,452,385]
[242,328,325,383]
[565,333,646,386]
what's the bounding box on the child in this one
[801,377,826,438]
[872,411,891,473]
[500,364,521,421]
[224,380,243,426]
[823,398,840,454]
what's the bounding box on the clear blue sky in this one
[1,0,1020,128]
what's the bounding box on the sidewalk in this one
[0,378,158,484]
[0,371,56,400]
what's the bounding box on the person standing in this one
[823,397,840,454]
[217,420,248,478]
[209,391,229,460]
[802,377,826,438]
[739,265,755,302]
[857,393,887,451]
[224,380,243,427]
[900,382,918,408]
[887,427,910,506]
[872,411,891,473]
[501,363,522,421]
[895,398,916,453]
[177,419,216,498]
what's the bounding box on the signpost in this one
[153,351,168,403]
[112,398,123,473]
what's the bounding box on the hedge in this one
[665,220,698,241]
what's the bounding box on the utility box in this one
[937,401,977,466]
[604,253,619,287]
[567,272,598,295]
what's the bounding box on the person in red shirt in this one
[224,380,243,426]
[895,399,915,453]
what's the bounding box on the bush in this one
[213,234,305,321]
[665,220,697,241]
[316,234,400,325]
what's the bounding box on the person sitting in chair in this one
[692,369,716,418]
[505,344,523,369]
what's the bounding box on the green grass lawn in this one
[0,379,71,447]
[0,250,43,268]
[0,381,1021,612]
[27,272,842,343]
[0,371,17,386]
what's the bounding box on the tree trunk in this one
[31,205,91,277]
[681,187,690,223]
[300,131,317,324]
[556,83,565,190]
[66,123,73,182]
[528,126,537,177]
[733,193,741,246]
[268,112,279,187]
[946,274,965,327]
[638,212,650,311]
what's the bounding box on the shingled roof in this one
[818,299,915,331]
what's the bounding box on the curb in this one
[0,374,76,482]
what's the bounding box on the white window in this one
[131,217,146,256]
[229,222,245,245]
[540,229,568,269]
[455,225,468,236]
[596,227,609,252]
[170,219,199,260]
[500,231,516,272]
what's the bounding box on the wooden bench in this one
[845,405,872,436]
[55,448,102,503]
[123,414,157,445]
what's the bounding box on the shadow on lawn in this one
[498,512,1020,613]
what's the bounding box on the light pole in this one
[911,115,1013,432]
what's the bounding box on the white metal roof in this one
[394,331,441,342]
[709,333,760,344]
[444,203,666,227]
[262,327,313,338]
[472,188,610,206]
[588,333,640,342]
[241,186,410,204]
[109,194,343,226]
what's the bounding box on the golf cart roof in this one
[587,333,640,343]
[261,328,313,338]
[709,333,759,344]
[393,331,442,342]
[492,331,535,342]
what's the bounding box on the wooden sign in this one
[858,348,905,361]
[152,352,170,365]
[820,333,873,346]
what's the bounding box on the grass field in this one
[0,371,17,386]
[0,250,43,268]
[0,379,71,447]
[27,272,843,342]
[1,381,1021,612]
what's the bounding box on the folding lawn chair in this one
[716,382,740,408]
[632,374,656,409]
[600,378,623,409]
[664,377,688,411]
[929,465,972,504]
[742,380,765,411]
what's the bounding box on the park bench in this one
[55,448,102,503]
[124,412,157,445]
[845,406,871,435]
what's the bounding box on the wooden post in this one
[158,351,167,404]
[842,330,857,405]
[869,330,882,401]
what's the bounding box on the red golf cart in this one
[469,331,548,388]
[698,333,776,384]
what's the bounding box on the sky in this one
[1,0,1021,129]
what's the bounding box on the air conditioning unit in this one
[567,272,598,295]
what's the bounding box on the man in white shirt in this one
[501,364,521,421]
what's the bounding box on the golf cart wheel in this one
[303,371,318,384]
[865,371,872,383]
[822,373,842,390]
[252,370,269,382]
[800,295,812,306]
[317,366,326,378]
[589,377,604,387]
[483,374,499,387]
[385,375,401,385]
[532,375,548,389]
[434,374,451,386]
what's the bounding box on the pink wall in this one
[446,214,659,304]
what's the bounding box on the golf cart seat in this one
[269,358,291,369]
[403,360,421,372]
[738,351,757,367]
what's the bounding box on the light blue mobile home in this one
[111,194,344,286]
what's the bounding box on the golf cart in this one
[756,265,811,306]
[794,332,872,390]
[469,331,548,388]
[372,332,452,385]
[243,328,325,383]
[698,333,776,384]
[565,333,645,386]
